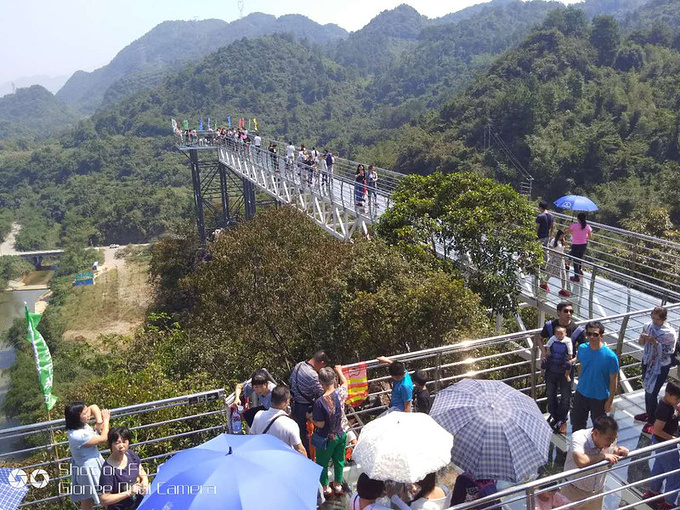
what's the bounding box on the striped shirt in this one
[289,361,323,405]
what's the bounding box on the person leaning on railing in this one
[377,356,413,413]
[234,368,277,428]
[634,306,678,434]
[65,402,111,510]
[561,415,629,510]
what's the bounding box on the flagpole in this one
[25,302,61,476]
[46,410,61,479]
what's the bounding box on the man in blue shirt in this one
[571,321,620,432]
[377,356,413,412]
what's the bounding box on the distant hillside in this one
[0,85,82,139]
[621,0,680,30]
[56,13,348,114]
[579,0,651,18]
[367,0,563,111]
[92,35,367,148]
[0,75,70,97]
[331,4,427,73]
[386,8,680,227]
[434,0,520,24]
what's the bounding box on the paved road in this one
[0,223,20,256]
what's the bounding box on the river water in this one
[0,289,46,438]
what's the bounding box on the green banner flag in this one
[24,304,57,411]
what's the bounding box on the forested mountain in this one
[6,0,680,249]
[93,35,368,149]
[383,7,680,229]
[366,0,563,110]
[0,86,82,140]
[56,13,348,114]
[621,0,680,30]
[331,4,427,73]
[94,1,577,148]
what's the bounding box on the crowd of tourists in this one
[177,127,383,210]
[64,301,680,510]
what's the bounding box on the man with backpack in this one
[538,302,587,434]
[289,351,329,458]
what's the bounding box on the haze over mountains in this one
[56,13,349,114]
[0,75,69,97]
[7,0,680,249]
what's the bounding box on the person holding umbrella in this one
[429,378,552,483]
[137,433,323,510]
[567,212,593,283]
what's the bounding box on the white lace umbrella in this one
[352,411,453,483]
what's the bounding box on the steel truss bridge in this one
[3,132,680,508]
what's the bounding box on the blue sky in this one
[0,0,573,85]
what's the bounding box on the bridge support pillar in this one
[186,148,261,242]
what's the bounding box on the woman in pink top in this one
[567,212,593,282]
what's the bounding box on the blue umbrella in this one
[553,195,599,212]
[429,379,551,482]
[137,433,322,510]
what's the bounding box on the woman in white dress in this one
[65,401,111,510]
[541,229,571,297]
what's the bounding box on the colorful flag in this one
[253,118,258,131]
[248,118,252,130]
[343,363,368,408]
[171,118,178,131]
[183,119,189,130]
[207,117,211,130]
[199,117,203,131]
[24,304,57,411]
[227,116,231,129]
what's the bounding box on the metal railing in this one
[335,304,680,509]
[0,389,230,508]
[447,436,680,510]
[528,245,680,323]
[339,304,680,425]
[218,142,395,214]
[175,130,680,312]
[4,303,680,508]
[552,211,680,296]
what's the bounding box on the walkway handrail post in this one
[588,266,598,318]
[435,353,443,393]
[616,314,630,358]
[525,486,537,510]
[530,342,538,401]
